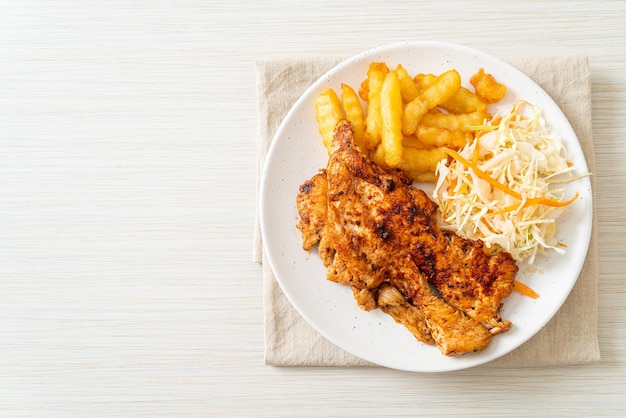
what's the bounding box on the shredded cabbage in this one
[432,101,581,264]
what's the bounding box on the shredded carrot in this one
[525,193,579,208]
[471,136,480,165]
[489,116,503,126]
[514,280,539,299]
[443,148,579,208]
[480,218,497,234]
[492,202,522,215]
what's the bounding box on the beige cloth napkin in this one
[255,54,600,368]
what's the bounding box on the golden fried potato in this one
[420,109,489,131]
[398,146,447,174]
[341,83,366,150]
[395,64,421,103]
[470,68,507,104]
[414,73,437,88]
[380,71,404,167]
[371,143,387,167]
[402,135,430,150]
[313,61,509,184]
[440,87,488,114]
[358,78,369,102]
[415,73,486,114]
[315,88,343,153]
[363,62,389,149]
[415,125,473,149]
[402,69,461,135]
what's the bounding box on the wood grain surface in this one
[1,1,625,416]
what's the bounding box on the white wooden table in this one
[1,1,625,416]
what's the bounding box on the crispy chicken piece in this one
[376,283,434,345]
[351,284,438,347]
[296,120,518,355]
[352,287,378,312]
[387,257,491,355]
[430,234,517,333]
[296,171,327,251]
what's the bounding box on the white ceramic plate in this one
[260,41,592,372]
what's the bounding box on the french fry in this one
[341,83,366,150]
[402,69,462,135]
[415,125,473,149]
[395,64,421,102]
[470,68,507,104]
[313,61,509,184]
[420,110,489,131]
[358,78,369,101]
[363,62,389,149]
[415,73,486,114]
[402,135,430,149]
[371,143,386,167]
[440,87,488,114]
[398,146,447,174]
[414,73,437,88]
[380,70,404,167]
[315,88,343,153]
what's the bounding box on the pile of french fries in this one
[315,62,507,182]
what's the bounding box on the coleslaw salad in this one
[433,101,585,265]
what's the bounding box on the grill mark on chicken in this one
[296,120,518,355]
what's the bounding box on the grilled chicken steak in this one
[296,120,517,355]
